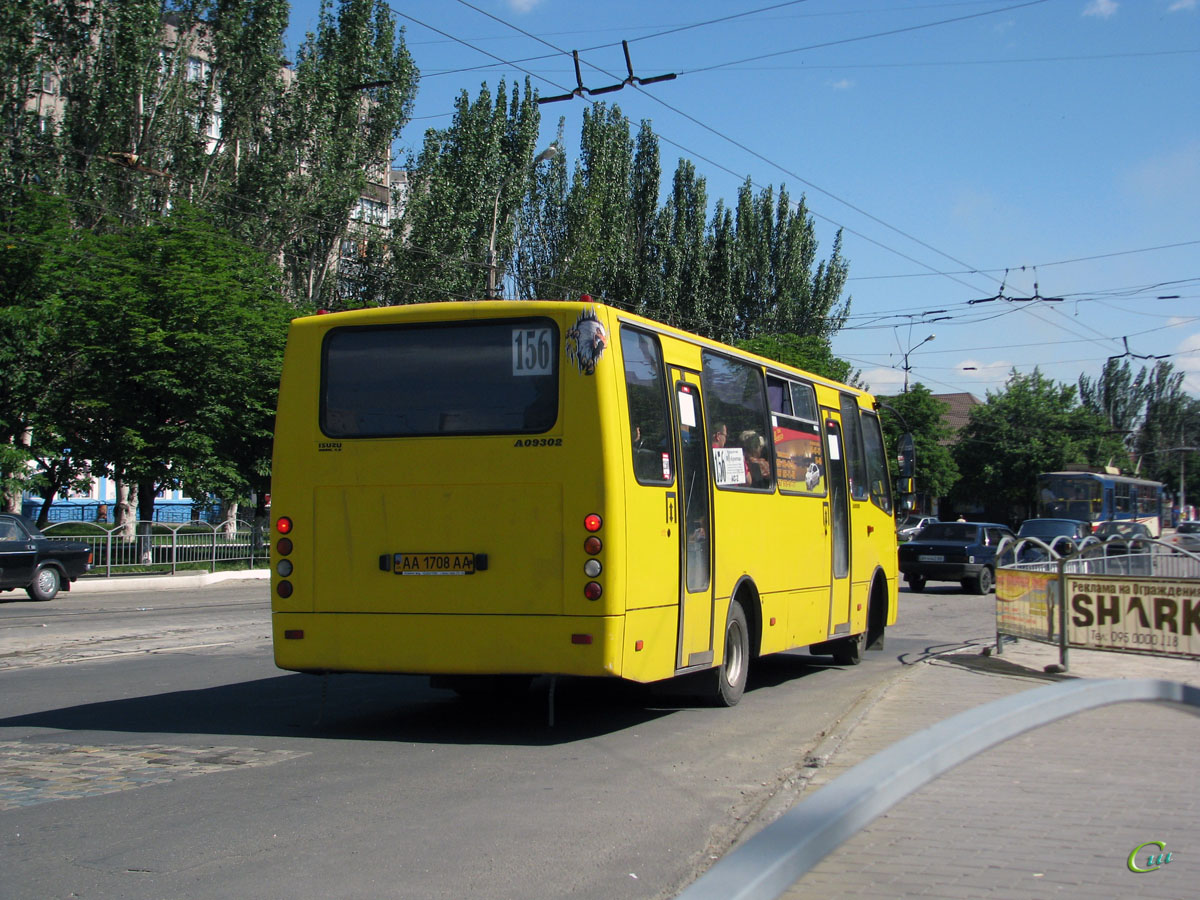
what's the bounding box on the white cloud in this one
[1083,0,1119,17]
[861,367,905,394]
[829,78,855,91]
[506,0,545,12]
[1168,0,1196,13]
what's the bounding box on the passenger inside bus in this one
[740,430,771,488]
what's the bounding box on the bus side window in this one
[839,395,870,502]
[770,378,824,495]
[702,353,773,491]
[860,410,893,514]
[621,328,674,484]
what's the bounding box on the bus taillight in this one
[276,516,293,535]
[584,514,602,532]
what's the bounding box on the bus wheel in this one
[709,601,749,707]
[831,631,865,666]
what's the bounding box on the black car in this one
[1016,518,1093,556]
[898,521,1015,594]
[0,513,93,601]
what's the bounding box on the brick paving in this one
[778,642,1200,899]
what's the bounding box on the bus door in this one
[822,412,852,635]
[671,371,715,669]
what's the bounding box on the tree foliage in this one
[951,369,1127,522]
[874,385,959,503]
[390,79,540,304]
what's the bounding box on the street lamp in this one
[902,333,935,393]
[486,143,560,300]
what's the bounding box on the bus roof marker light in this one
[584,514,602,532]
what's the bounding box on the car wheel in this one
[905,575,926,592]
[969,566,993,595]
[706,601,749,707]
[27,565,61,602]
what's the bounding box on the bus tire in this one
[831,630,866,666]
[708,601,749,707]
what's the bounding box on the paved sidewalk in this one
[776,641,1200,899]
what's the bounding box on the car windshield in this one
[1178,522,1199,534]
[919,523,976,542]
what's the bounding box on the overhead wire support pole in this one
[538,42,676,104]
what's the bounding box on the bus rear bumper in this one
[272,612,626,679]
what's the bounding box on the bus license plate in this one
[395,553,476,575]
[918,554,944,562]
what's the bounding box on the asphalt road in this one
[0,580,997,900]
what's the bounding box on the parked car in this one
[0,513,93,601]
[898,521,1015,594]
[1167,520,1200,553]
[1015,518,1093,557]
[1094,520,1153,552]
[896,515,939,542]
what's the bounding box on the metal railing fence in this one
[42,519,269,577]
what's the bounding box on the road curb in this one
[72,569,270,593]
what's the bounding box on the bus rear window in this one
[320,319,559,437]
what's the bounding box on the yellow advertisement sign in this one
[996,568,1057,642]
[1065,575,1200,659]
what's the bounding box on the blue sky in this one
[285,0,1199,399]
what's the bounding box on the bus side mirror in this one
[897,433,915,480]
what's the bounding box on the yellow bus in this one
[270,299,898,705]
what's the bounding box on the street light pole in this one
[902,333,935,393]
[486,144,559,300]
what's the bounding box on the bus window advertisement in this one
[1066,575,1200,659]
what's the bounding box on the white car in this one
[1168,521,1200,553]
[897,515,938,542]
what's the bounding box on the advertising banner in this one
[1065,574,1200,660]
[996,568,1058,643]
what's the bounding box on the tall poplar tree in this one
[391,79,540,303]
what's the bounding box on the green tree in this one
[736,333,854,385]
[391,79,540,303]
[1132,361,1200,505]
[654,159,708,330]
[515,119,569,299]
[1077,358,1146,450]
[952,369,1126,523]
[268,0,416,305]
[560,103,633,303]
[728,179,850,341]
[52,206,294,525]
[873,385,959,503]
[0,188,94,515]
